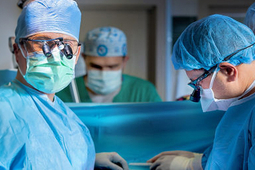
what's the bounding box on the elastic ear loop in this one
[18,43,27,59]
[209,66,220,89]
[241,79,255,98]
[17,43,28,77]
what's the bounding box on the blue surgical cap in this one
[245,3,255,33]
[172,14,255,71]
[84,27,127,57]
[15,0,81,43]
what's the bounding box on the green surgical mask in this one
[21,47,76,93]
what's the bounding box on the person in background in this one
[57,26,162,103]
[147,14,255,169]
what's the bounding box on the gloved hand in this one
[95,152,129,170]
[147,151,203,170]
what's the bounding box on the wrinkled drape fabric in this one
[68,101,224,163]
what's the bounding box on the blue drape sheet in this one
[0,69,17,86]
[67,101,224,163]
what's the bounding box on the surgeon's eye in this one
[23,41,35,53]
[108,64,120,69]
[90,63,103,70]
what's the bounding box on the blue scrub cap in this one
[245,3,255,33]
[84,26,127,57]
[15,0,81,43]
[172,14,255,71]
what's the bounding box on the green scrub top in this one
[56,74,162,102]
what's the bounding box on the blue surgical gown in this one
[0,79,95,170]
[204,92,255,169]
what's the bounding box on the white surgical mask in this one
[19,47,76,94]
[86,69,122,95]
[201,68,255,112]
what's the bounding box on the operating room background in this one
[0,0,253,101]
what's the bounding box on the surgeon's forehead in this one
[86,56,123,64]
[27,32,77,41]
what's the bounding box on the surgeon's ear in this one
[219,62,237,82]
[13,43,19,55]
[13,43,21,64]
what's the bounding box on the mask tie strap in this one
[209,65,220,89]
[238,79,255,99]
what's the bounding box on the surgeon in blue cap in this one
[147,14,255,169]
[0,0,96,169]
[57,26,162,103]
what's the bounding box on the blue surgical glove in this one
[95,152,129,170]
